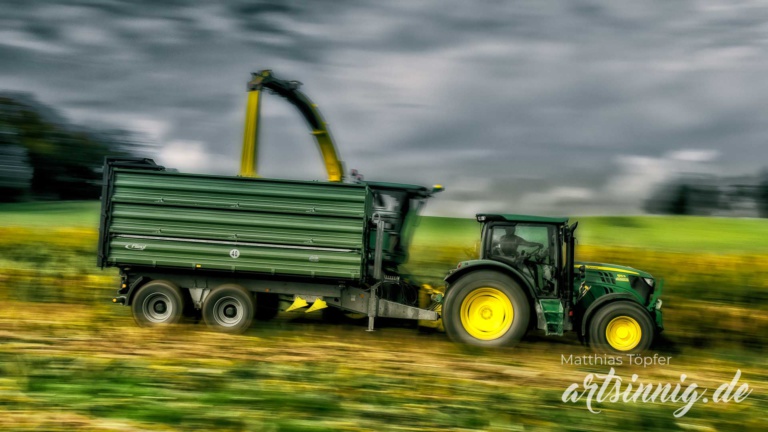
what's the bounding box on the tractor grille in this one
[598,272,616,285]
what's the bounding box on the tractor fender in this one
[579,293,650,337]
[444,260,537,303]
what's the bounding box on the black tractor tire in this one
[202,284,254,334]
[255,292,280,321]
[131,280,185,327]
[443,271,530,348]
[588,301,654,354]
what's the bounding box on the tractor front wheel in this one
[588,301,654,354]
[443,271,530,347]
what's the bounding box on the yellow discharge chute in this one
[240,70,344,182]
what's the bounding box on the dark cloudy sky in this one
[2,0,766,216]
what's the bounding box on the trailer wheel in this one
[131,280,184,327]
[588,301,654,354]
[255,292,280,321]
[202,284,254,334]
[443,271,530,347]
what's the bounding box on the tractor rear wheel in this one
[202,284,254,334]
[588,301,654,353]
[131,280,185,327]
[443,271,530,347]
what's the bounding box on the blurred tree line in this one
[645,171,768,218]
[0,94,152,202]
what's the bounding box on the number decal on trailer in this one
[230,249,240,259]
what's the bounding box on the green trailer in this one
[98,157,441,333]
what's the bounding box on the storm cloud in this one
[1,0,766,215]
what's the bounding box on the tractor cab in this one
[445,213,581,338]
[477,214,575,300]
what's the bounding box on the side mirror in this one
[579,265,586,280]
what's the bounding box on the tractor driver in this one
[498,225,543,258]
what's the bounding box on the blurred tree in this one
[0,94,152,201]
[669,183,691,215]
[645,179,721,216]
[645,181,692,215]
[0,144,32,202]
[758,169,768,218]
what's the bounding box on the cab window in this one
[489,224,553,263]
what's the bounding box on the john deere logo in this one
[230,249,240,259]
[309,255,320,262]
[125,243,146,250]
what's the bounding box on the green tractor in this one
[441,214,663,353]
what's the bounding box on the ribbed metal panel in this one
[105,169,369,280]
[108,237,362,279]
[109,204,364,248]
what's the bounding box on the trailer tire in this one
[255,292,280,321]
[588,301,654,354]
[443,271,530,347]
[132,280,184,327]
[202,284,254,334]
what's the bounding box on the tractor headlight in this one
[643,277,655,287]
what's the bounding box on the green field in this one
[0,201,766,431]
[415,214,768,253]
[0,201,100,227]
[2,201,767,253]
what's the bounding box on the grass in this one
[0,201,100,227]
[2,200,767,253]
[0,301,765,432]
[414,215,768,253]
[0,201,767,430]
[564,215,768,253]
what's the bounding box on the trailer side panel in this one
[100,164,369,281]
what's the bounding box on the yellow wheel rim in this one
[460,287,514,341]
[605,316,642,351]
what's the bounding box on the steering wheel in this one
[523,244,545,261]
